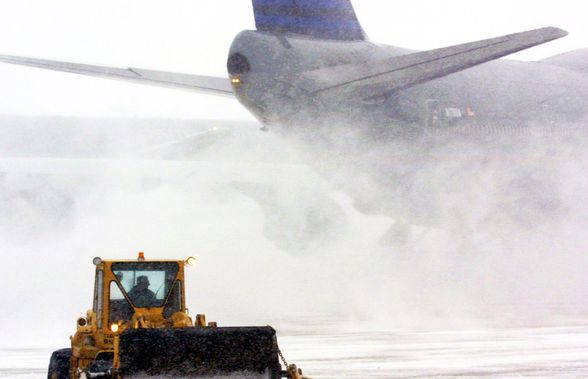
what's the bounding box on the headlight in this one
[110,323,119,333]
[185,256,197,266]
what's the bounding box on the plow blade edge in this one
[118,327,282,378]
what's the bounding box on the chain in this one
[278,346,289,370]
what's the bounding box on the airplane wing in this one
[291,27,568,100]
[0,55,234,97]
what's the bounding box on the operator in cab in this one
[128,275,156,307]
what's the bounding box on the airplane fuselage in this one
[227,30,588,227]
[229,31,588,141]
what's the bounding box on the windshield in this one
[111,262,179,308]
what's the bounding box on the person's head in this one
[136,276,150,289]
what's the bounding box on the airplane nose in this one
[227,53,251,76]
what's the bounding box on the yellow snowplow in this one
[47,253,310,379]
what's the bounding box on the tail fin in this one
[252,0,366,41]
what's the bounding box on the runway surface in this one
[3,325,587,378]
[1,118,588,378]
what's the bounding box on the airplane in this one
[0,0,581,132]
[0,0,585,242]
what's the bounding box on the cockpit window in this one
[111,262,179,308]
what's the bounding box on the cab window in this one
[109,281,134,325]
[111,262,179,308]
[164,281,182,319]
[94,269,104,329]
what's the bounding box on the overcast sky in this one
[0,0,585,119]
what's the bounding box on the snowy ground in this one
[2,118,588,378]
[3,325,588,378]
[282,325,588,378]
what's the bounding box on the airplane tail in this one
[252,0,366,41]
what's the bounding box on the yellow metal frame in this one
[69,258,193,378]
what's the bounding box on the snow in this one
[3,325,588,378]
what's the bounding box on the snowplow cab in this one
[47,253,305,379]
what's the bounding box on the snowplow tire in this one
[118,327,283,378]
[47,348,71,379]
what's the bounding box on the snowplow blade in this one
[118,327,283,378]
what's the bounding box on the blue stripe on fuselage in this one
[255,15,363,31]
[252,0,365,41]
[254,0,355,10]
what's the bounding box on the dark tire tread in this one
[47,348,71,379]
